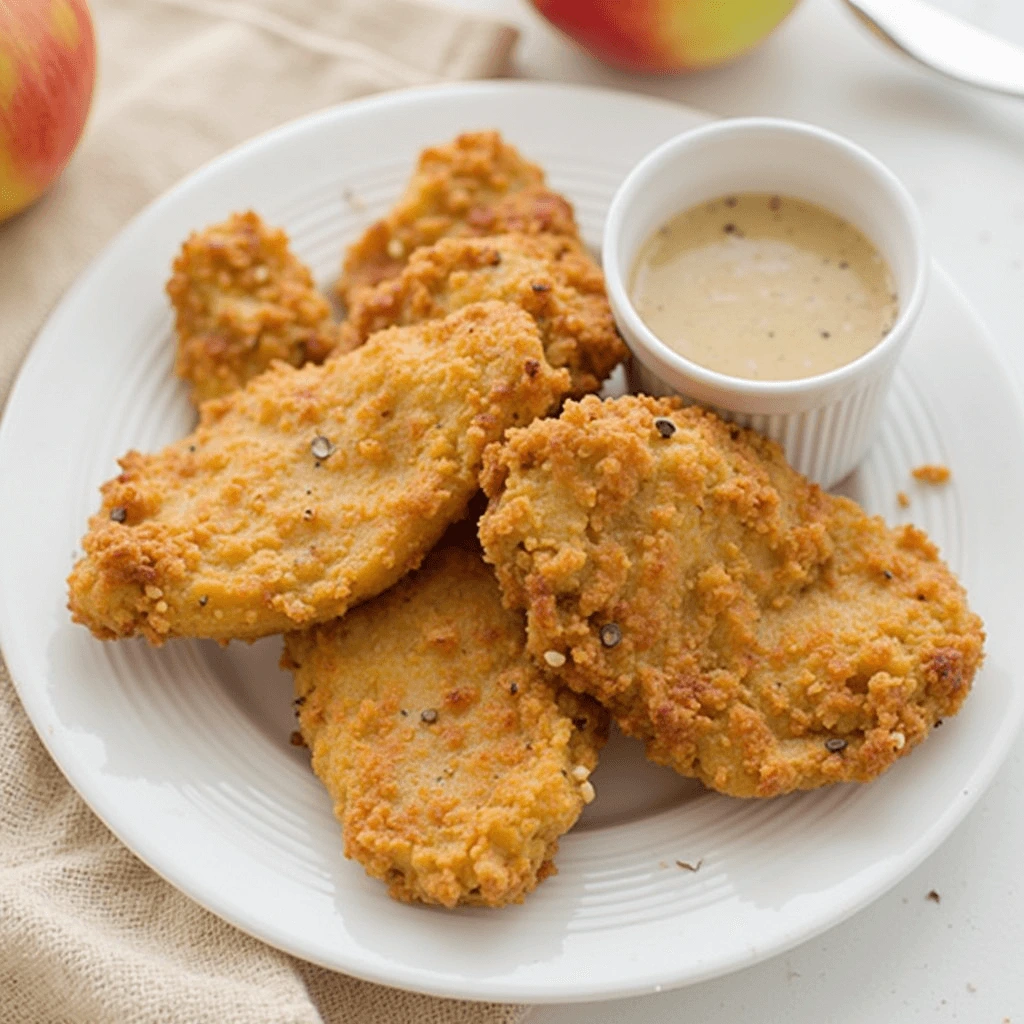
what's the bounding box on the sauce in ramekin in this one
[630,193,898,381]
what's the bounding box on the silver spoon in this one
[841,0,1024,98]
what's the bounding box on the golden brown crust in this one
[337,132,579,305]
[167,211,338,404]
[337,234,626,398]
[479,395,985,798]
[283,545,608,908]
[68,303,571,644]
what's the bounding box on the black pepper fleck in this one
[109,506,127,523]
[825,737,848,753]
[654,417,676,438]
[400,709,408,717]
[821,330,831,339]
[509,682,518,695]
[188,445,196,453]
[198,596,208,607]
[600,622,622,648]
[723,223,737,234]
[927,890,941,904]
[531,282,550,293]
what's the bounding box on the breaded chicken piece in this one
[338,234,626,398]
[168,211,338,404]
[337,132,578,305]
[68,303,571,645]
[283,544,608,908]
[479,395,985,798]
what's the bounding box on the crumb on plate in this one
[912,464,951,484]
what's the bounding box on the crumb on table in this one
[897,491,911,508]
[912,464,951,484]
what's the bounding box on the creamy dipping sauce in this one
[630,193,898,381]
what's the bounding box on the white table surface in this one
[439,0,1024,1019]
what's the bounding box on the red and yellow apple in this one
[0,0,96,222]
[530,0,800,74]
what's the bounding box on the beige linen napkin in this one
[0,2,527,1021]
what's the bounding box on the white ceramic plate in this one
[2,82,1023,1005]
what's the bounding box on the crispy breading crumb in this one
[479,395,985,798]
[912,463,952,484]
[168,211,338,404]
[284,545,608,908]
[897,491,911,508]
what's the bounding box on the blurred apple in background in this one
[529,0,800,74]
[0,0,96,222]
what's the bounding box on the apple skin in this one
[530,0,800,74]
[0,0,96,222]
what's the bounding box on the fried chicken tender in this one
[337,132,578,305]
[338,234,626,398]
[479,395,985,799]
[68,303,571,645]
[283,544,607,908]
[168,211,338,404]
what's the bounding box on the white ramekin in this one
[603,117,928,488]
